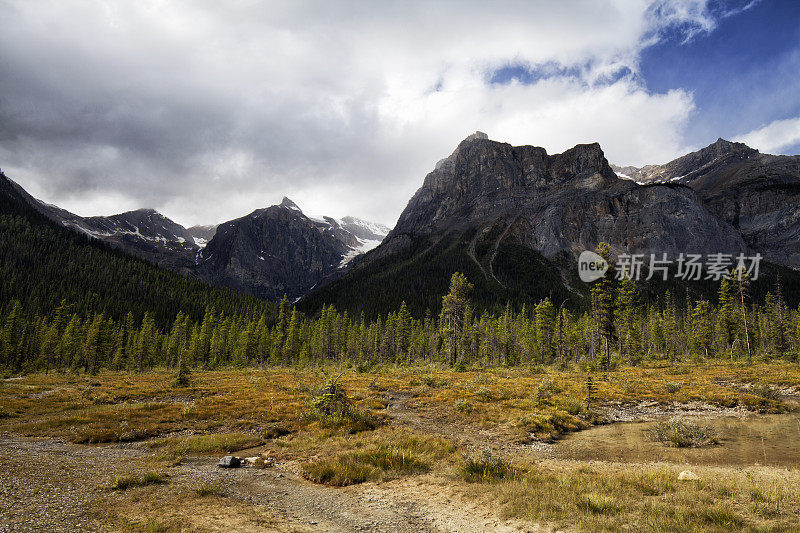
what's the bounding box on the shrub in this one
[303,456,378,486]
[422,375,447,388]
[181,402,197,418]
[663,382,682,394]
[303,445,430,486]
[194,482,225,497]
[141,471,167,485]
[460,449,523,483]
[312,374,351,416]
[520,410,586,441]
[535,377,561,401]
[110,471,165,491]
[474,387,492,401]
[648,418,718,447]
[577,494,621,515]
[263,423,291,439]
[148,432,263,455]
[110,475,139,491]
[308,374,380,433]
[750,383,781,401]
[454,399,473,413]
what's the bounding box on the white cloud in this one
[735,117,800,155]
[0,1,729,227]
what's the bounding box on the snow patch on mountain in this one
[339,237,383,267]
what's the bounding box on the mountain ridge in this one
[300,133,799,317]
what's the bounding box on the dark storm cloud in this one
[0,1,775,226]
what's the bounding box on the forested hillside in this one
[0,171,275,371]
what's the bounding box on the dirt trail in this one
[0,436,533,532]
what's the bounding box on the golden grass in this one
[2,361,794,437]
[302,429,455,486]
[481,460,800,532]
[3,363,800,530]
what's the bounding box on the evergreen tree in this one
[691,300,714,358]
[440,273,473,366]
[534,298,555,364]
[591,243,616,370]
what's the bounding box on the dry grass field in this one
[2,362,800,531]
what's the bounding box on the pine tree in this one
[83,314,104,375]
[0,300,24,369]
[440,273,473,366]
[535,298,555,364]
[273,295,289,364]
[396,301,411,362]
[733,266,753,361]
[615,275,640,362]
[691,300,714,358]
[716,277,736,352]
[285,307,301,364]
[591,243,616,370]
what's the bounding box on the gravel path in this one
[0,436,531,532]
[0,437,142,532]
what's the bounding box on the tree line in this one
[2,244,798,374]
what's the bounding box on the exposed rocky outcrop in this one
[301,133,800,317]
[195,198,388,301]
[613,139,800,267]
[387,133,747,261]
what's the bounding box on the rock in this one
[195,198,389,301]
[218,455,241,468]
[311,135,759,316]
[613,139,800,267]
[678,470,699,481]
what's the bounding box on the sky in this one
[0,0,798,227]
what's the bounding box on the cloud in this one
[0,1,739,226]
[735,116,800,154]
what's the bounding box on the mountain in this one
[58,208,203,272]
[612,138,800,267]
[187,224,218,246]
[300,133,797,318]
[6,178,386,300]
[12,189,205,272]
[611,138,759,184]
[0,170,271,329]
[195,197,389,301]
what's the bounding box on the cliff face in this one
[387,133,747,261]
[195,198,389,301]
[613,139,800,267]
[300,133,800,317]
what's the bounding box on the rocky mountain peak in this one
[280,197,302,212]
[611,138,759,184]
[462,131,489,143]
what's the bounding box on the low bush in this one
[460,449,524,483]
[577,494,621,515]
[520,410,586,441]
[307,374,380,433]
[454,398,473,413]
[303,445,430,486]
[648,418,718,447]
[148,432,263,455]
[194,482,225,497]
[110,471,166,491]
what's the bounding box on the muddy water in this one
[555,411,800,467]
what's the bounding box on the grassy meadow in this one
[2,362,800,531]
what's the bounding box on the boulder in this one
[218,455,241,468]
[678,470,699,481]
